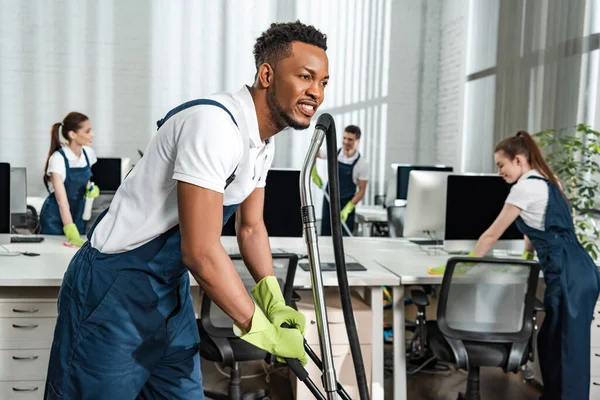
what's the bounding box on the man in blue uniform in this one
[44,21,329,399]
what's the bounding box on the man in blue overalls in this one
[44,21,329,399]
[312,125,370,236]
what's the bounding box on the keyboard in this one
[410,239,443,246]
[10,236,45,243]
[299,262,366,272]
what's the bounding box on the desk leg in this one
[369,286,384,399]
[393,285,406,400]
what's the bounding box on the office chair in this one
[197,253,299,400]
[425,257,543,400]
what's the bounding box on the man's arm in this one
[235,187,274,283]
[178,181,255,331]
[350,179,368,205]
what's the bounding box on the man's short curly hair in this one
[253,21,327,71]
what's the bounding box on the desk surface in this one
[0,235,399,288]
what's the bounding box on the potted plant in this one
[534,124,600,260]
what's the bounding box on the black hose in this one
[318,113,370,400]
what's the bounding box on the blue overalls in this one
[40,148,92,235]
[44,100,239,400]
[515,176,600,400]
[321,149,360,236]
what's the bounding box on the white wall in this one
[0,0,455,204]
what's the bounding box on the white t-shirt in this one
[46,145,97,193]
[90,86,274,253]
[318,148,369,185]
[505,170,549,231]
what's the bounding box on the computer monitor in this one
[386,164,453,206]
[222,169,303,237]
[10,167,27,228]
[444,174,523,253]
[403,170,453,238]
[91,158,130,193]
[0,163,11,244]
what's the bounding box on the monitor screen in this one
[444,175,522,241]
[10,167,27,215]
[91,158,122,192]
[397,165,453,200]
[222,169,303,237]
[0,163,10,235]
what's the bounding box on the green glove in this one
[86,184,100,199]
[522,250,535,260]
[429,250,477,275]
[234,304,307,366]
[311,166,323,188]
[252,276,306,335]
[63,223,85,247]
[340,201,355,222]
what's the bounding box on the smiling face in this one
[68,119,94,147]
[265,41,329,130]
[494,150,528,184]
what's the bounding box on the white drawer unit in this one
[0,318,56,350]
[0,350,51,382]
[0,381,44,400]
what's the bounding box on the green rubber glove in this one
[522,250,535,260]
[429,250,477,275]
[252,276,306,335]
[234,304,307,366]
[86,184,100,199]
[311,165,323,188]
[63,223,85,247]
[340,201,355,222]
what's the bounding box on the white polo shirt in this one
[90,86,274,253]
[505,169,549,231]
[46,145,97,193]
[318,148,369,184]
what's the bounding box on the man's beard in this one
[267,85,310,131]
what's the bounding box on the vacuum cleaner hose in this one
[320,113,370,400]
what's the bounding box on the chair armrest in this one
[411,289,429,308]
[534,298,545,312]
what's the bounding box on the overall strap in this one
[156,99,238,130]
[82,148,91,167]
[58,149,69,172]
[156,99,239,191]
[351,152,361,167]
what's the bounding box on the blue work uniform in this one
[44,100,239,400]
[515,176,600,400]
[321,149,361,236]
[40,148,92,235]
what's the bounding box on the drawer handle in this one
[12,323,39,329]
[596,354,600,357]
[12,386,39,392]
[12,308,39,313]
[594,382,600,386]
[12,355,39,360]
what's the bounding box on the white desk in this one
[0,235,398,400]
